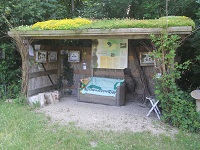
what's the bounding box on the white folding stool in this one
[146,97,161,119]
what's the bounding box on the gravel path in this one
[37,96,177,135]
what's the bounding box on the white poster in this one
[93,39,128,69]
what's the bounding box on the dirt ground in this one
[37,96,177,135]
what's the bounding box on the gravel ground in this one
[37,96,177,135]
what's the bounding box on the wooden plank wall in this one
[127,40,156,102]
[28,45,58,96]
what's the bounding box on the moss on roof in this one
[15,16,195,31]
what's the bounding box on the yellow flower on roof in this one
[32,18,92,30]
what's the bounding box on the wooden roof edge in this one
[8,26,193,39]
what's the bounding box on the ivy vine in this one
[57,54,74,95]
[151,33,200,132]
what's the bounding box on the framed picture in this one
[68,50,80,62]
[140,52,154,66]
[35,50,47,63]
[48,51,57,62]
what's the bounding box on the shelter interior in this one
[28,39,156,103]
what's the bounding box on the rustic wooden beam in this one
[93,70,124,77]
[8,26,192,40]
[63,84,76,89]
[59,46,91,51]
[29,69,58,79]
[28,85,57,96]
[74,70,91,75]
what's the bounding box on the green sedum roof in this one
[15,16,195,31]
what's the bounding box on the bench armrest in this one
[77,81,81,101]
[116,82,126,106]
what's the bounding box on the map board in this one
[93,39,128,69]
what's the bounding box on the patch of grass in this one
[0,102,199,150]
[80,16,195,29]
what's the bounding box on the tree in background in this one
[80,0,198,19]
[80,0,132,19]
[177,1,200,90]
[0,43,21,98]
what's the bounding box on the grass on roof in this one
[15,16,195,31]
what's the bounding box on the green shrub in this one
[13,95,27,106]
[0,43,21,100]
[160,86,200,132]
[151,33,200,132]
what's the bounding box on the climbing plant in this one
[57,54,74,95]
[151,33,200,132]
[62,54,74,86]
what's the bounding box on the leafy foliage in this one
[176,1,200,90]
[81,0,132,19]
[0,43,21,99]
[62,54,74,86]
[177,32,200,90]
[167,0,198,19]
[151,33,200,132]
[81,0,198,19]
[57,54,74,95]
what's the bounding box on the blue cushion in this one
[81,77,124,97]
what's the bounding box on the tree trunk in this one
[21,52,29,97]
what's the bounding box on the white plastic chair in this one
[146,97,161,119]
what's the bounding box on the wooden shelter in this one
[8,26,193,102]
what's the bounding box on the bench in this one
[77,77,126,106]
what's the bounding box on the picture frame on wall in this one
[140,52,154,66]
[48,51,57,62]
[35,50,47,63]
[68,50,80,62]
